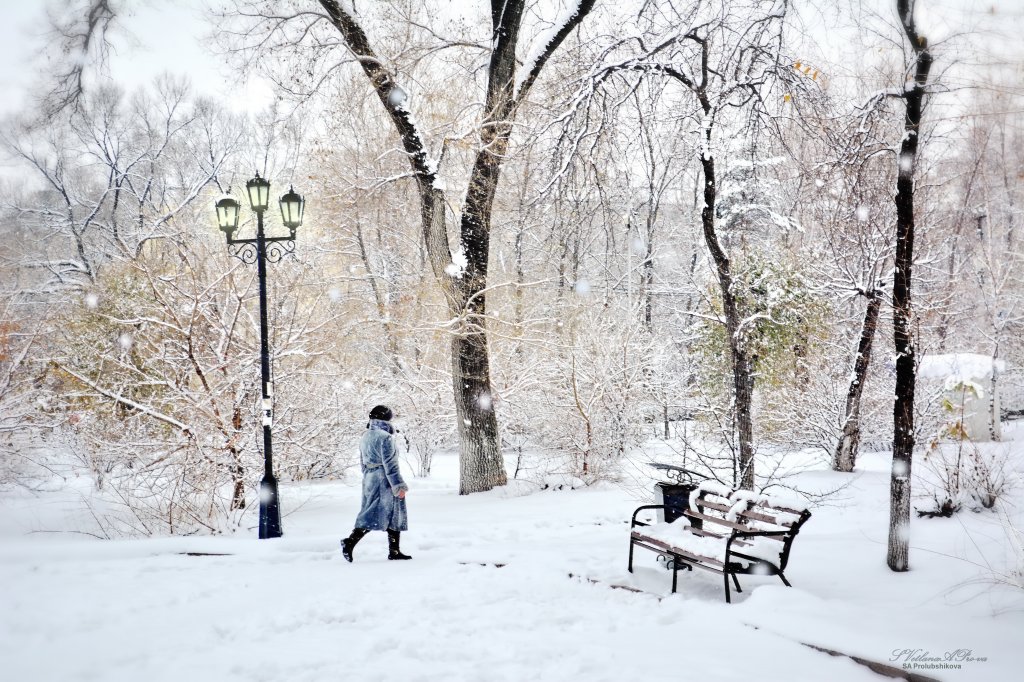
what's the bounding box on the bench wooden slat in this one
[695,499,794,526]
[630,526,753,549]
[689,489,806,516]
[630,531,725,568]
[684,510,748,531]
[686,526,750,545]
[686,510,787,540]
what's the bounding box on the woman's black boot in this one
[341,528,369,562]
[387,530,412,560]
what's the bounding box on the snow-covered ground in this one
[2,434,1023,681]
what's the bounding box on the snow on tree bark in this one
[834,291,882,473]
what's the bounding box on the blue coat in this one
[354,419,408,531]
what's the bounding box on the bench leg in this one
[672,561,678,593]
[731,572,742,593]
[627,539,635,573]
[724,571,732,603]
[779,572,792,587]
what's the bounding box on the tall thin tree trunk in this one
[888,0,932,573]
[700,153,755,491]
[662,39,758,491]
[834,292,882,472]
[642,214,656,331]
[989,341,1000,441]
[230,406,245,511]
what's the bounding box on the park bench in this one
[628,480,812,602]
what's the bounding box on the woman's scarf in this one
[367,418,394,434]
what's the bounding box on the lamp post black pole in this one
[254,207,283,539]
[216,174,303,539]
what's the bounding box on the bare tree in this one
[594,0,802,489]
[799,107,897,472]
[313,0,596,493]
[2,80,239,293]
[36,0,123,116]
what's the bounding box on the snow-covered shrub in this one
[918,382,1014,516]
[695,256,827,393]
[917,443,1010,517]
[393,374,455,479]
[918,443,968,517]
[0,292,61,487]
[966,443,1013,510]
[497,308,654,484]
[38,227,358,535]
[689,255,831,482]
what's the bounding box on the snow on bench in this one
[628,483,812,602]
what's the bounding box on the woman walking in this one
[341,405,412,561]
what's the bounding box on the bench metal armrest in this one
[631,504,668,527]
[725,528,788,556]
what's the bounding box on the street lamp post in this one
[215,173,305,539]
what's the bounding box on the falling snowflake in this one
[445,249,468,278]
[856,205,870,222]
[118,334,133,351]
[477,392,492,410]
[388,85,408,108]
[898,152,914,174]
[574,279,591,296]
[329,287,342,302]
[85,293,99,309]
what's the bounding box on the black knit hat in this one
[369,405,393,421]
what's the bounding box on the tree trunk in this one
[888,0,932,572]
[451,322,506,493]
[230,406,245,511]
[989,342,1000,441]
[642,213,656,331]
[700,153,755,491]
[834,292,882,472]
[658,36,757,491]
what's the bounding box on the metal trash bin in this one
[654,481,701,528]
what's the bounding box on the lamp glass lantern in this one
[215,196,241,236]
[246,173,271,212]
[279,186,305,231]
